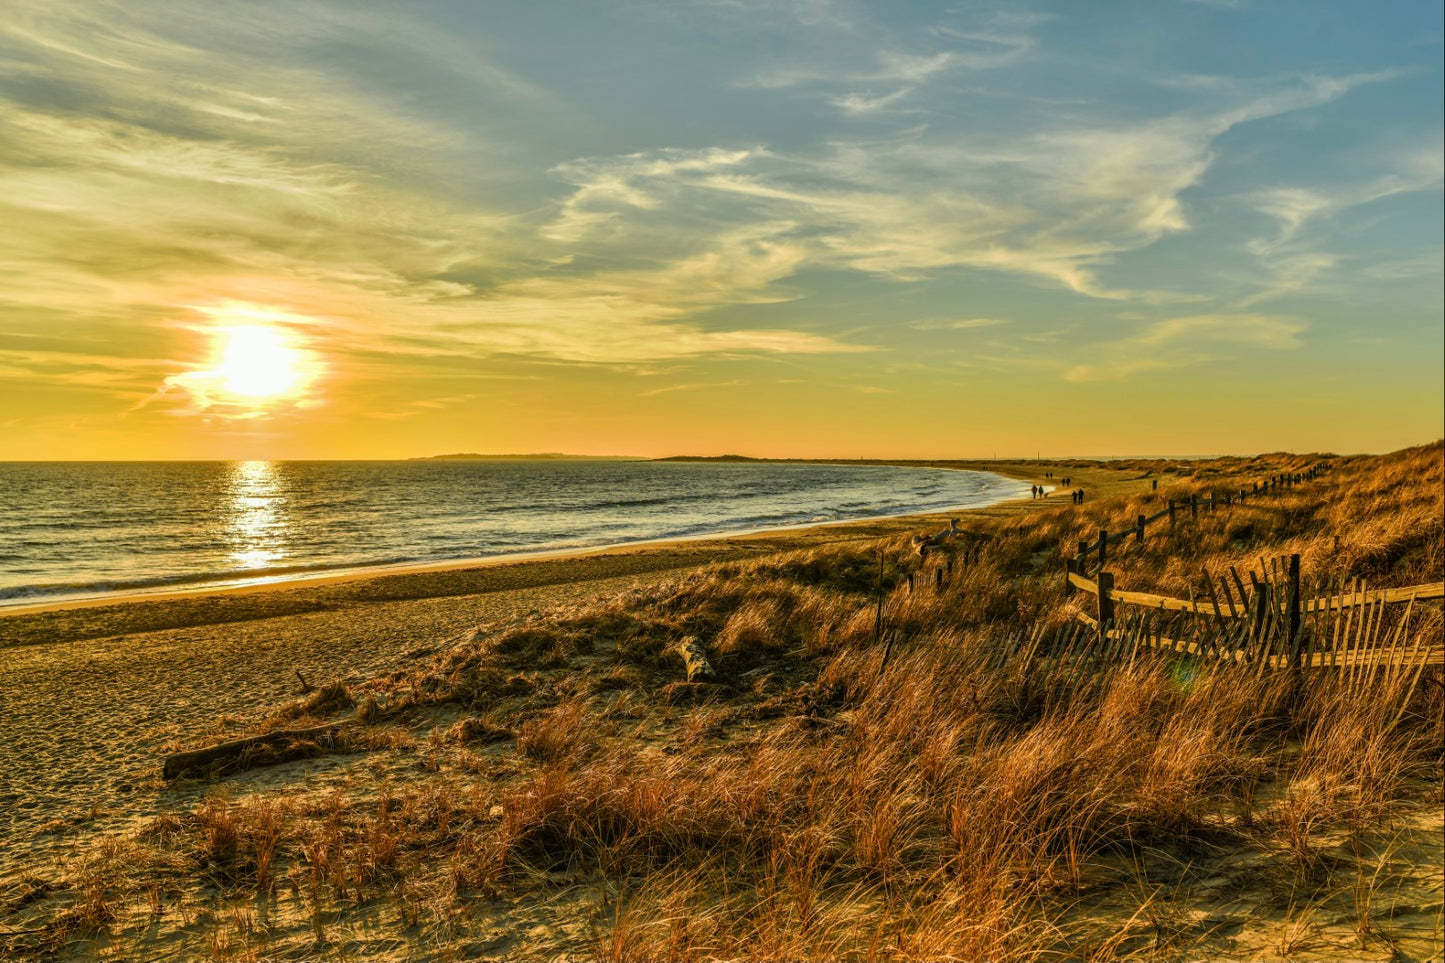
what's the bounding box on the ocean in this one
[0,460,1030,605]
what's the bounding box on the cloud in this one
[1242,138,1443,302]
[909,318,1011,331]
[1062,357,1197,383]
[1134,313,1305,349]
[545,148,759,243]
[744,9,1035,114]
[1062,312,1304,381]
[833,88,917,116]
[544,70,1389,305]
[638,380,744,397]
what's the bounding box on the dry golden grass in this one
[3,443,1441,960]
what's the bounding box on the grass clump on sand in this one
[3,444,1441,962]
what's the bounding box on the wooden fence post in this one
[1190,494,1198,518]
[1287,553,1301,663]
[872,550,885,645]
[1098,528,1108,570]
[1249,576,1268,646]
[1151,478,1158,491]
[1097,571,1115,629]
[1168,499,1176,526]
[1209,491,1216,512]
[1136,514,1146,543]
[935,568,944,592]
[1064,557,1075,597]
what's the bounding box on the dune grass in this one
[3,444,1441,961]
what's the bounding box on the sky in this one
[1,0,1440,460]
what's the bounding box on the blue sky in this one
[0,0,1440,458]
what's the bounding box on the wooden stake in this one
[1097,570,1115,632]
[1287,554,1301,668]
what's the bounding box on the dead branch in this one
[162,720,355,780]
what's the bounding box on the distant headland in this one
[412,452,645,461]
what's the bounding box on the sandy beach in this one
[0,463,1111,858]
[2,454,1440,961]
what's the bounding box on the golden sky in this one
[2,1,1441,459]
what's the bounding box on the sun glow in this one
[214,325,304,399]
[161,305,324,416]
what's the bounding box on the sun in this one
[213,325,304,400]
[164,304,324,414]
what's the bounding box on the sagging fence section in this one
[1068,560,1442,662]
[1056,462,1444,690]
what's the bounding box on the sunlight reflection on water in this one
[225,460,288,569]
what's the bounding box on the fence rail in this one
[1067,559,1442,675]
[1070,463,1333,577]
[1051,462,1444,680]
[1068,570,1445,619]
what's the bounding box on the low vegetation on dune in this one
[4,445,1442,961]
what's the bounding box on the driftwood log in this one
[674,636,716,682]
[162,720,354,780]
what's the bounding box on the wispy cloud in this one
[744,9,1037,115]
[1241,137,1442,303]
[638,380,744,397]
[909,318,1011,331]
[1063,313,1304,381]
[1134,313,1305,349]
[546,71,1391,306]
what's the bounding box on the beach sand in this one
[0,462,1110,855]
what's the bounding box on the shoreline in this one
[1,464,1052,619]
[0,462,1136,651]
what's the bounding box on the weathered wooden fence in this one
[942,618,1435,724]
[1064,558,1443,690]
[1050,462,1443,688]
[1067,462,1332,579]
